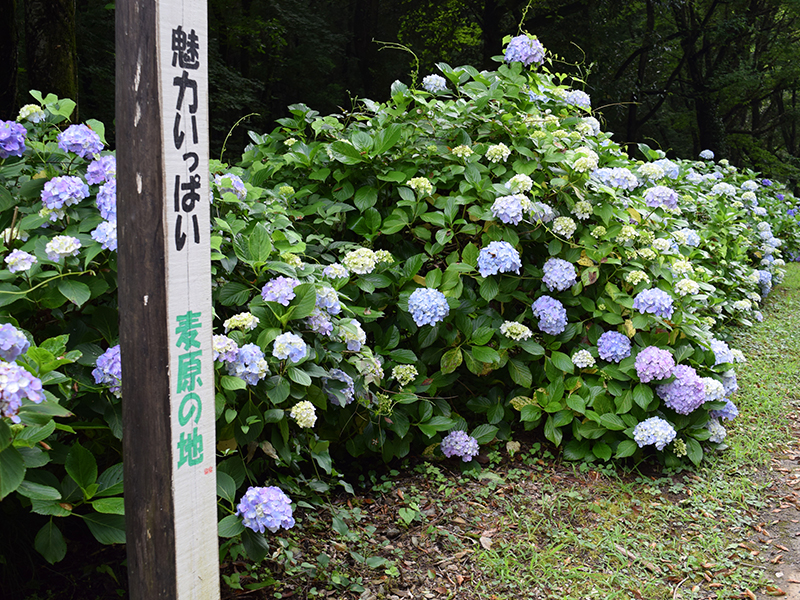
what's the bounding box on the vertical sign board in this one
[117,1,219,598]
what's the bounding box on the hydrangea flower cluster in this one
[486,143,511,163]
[451,145,473,159]
[654,158,679,179]
[45,236,81,262]
[615,225,639,244]
[532,295,568,335]
[214,173,247,201]
[0,120,27,158]
[4,250,37,274]
[710,398,739,421]
[17,104,46,123]
[306,308,333,336]
[324,368,355,406]
[709,338,734,365]
[674,228,700,247]
[638,163,665,181]
[227,343,269,385]
[571,200,593,220]
[593,167,639,190]
[542,258,577,291]
[93,179,117,220]
[500,321,533,341]
[652,238,672,253]
[565,90,591,110]
[343,247,377,274]
[572,349,595,368]
[224,312,260,332]
[530,201,556,222]
[701,377,726,402]
[635,346,675,382]
[597,331,631,363]
[491,195,528,225]
[0,324,30,362]
[633,417,676,450]
[478,241,522,277]
[633,288,674,320]
[711,182,736,196]
[290,400,317,428]
[322,263,349,279]
[86,155,116,185]
[339,319,366,351]
[93,345,122,397]
[315,286,341,315]
[552,216,577,238]
[392,364,418,387]
[624,270,650,286]
[212,334,238,363]
[272,332,306,363]
[0,361,45,422]
[699,149,714,160]
[374,250,394,264]
[57,124,103,159]
[440,430,480,462]
[261,276,301,305]
[572,148,598,171]
[504,35,545,66]
[505,173,533,193]
[422,74,447,93]
[408,288,450,326]
[721,369,738,396]
[706,419,727,444]
[91,220,117,251]
[656,364,706,414]
[41,176,89,211]
[644,186,678,210]
[408,176,433,196]
[235,486,295,533]
[675,278,699,296]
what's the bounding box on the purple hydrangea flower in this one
[532,295,568,335]
[422,74,447,93]
[710,399,739,421]
[709,338,734,366]
[235,486,295,533]
[504,35,545,66]
[324,368,355,407]
[633,288,674,320]
[93,345,122,397]
[491,195,527,225]
[57,124,103,159]
[633,417,676,451]
[85,155,116,185]
[272,332,307,363]
[441,430,480,462]
[477,241,522,277]
[91,220,117,251]
[565,90,591,110]
[316,286,341,315]
[227,343,269,385]
[41,176,90,211]
[635,346,675,383]
[96,179,116,220]
[644,186,678,210]
[597,331,632,363]
[306,308,333,336]
[214,173,247,201]
[656,364,706,415]
[653,159,679,179]
[4,250,37,274]
[0,120,27,158]
[408,288,450,327]
[212,334,238,363]
[0,361,44,422]
[542,258,577,292]
[0,323,30,362]
[762,179,772,186]
[261,276,301,306]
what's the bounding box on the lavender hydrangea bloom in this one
[339,319,367,351]
[633,288,674,320]
[261,276,301,305]
[214,173,247,200]
[316,286,341,315]
[477,241,521,277]
[532,295,568,335]
[57,124,103,159]
[441,430,480,462]
[633,417,676,450]
[656,364,706,415]
[41,176,90,210]
[272,332,307,363]
[644,186,678,210]
[0,120,27,158]
[227,343,269,385]
[91,220,117,251]
[653,159,679,179]
[635,346,675,382]
[504,35,545,66]
[530,201,556,222]
[85,155,116,185]
[408,288,450,327]
[306,308,333,336]
[491,195,527,225]
[4,250,37,273]
[593,167,639,190]
[422,74,447,93]
[542,258,577,291]
[0,323,30,362]
[709,338,734,365]
[235,486,295,533]
[324,368,355,407]
[212,335,238,363]
[322,263,349,280]
[0,361,45,422]
[597,331,631,363]
[710,398,739,421]
[565,90,591,110]
[721,369,739,396]
[93,345,122,397]
[96,179,116,220]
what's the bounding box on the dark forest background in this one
[3,0,800,184]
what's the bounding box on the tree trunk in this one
[24,0,79,115]
[0,0,18,119]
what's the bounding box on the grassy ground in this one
[223,263,800,600]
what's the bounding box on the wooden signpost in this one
[116,1,220,597]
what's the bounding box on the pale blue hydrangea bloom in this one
[212,334,238,363]
[339,318,367,351]
[261,276,301,306]
[532,295,567,335]
[504,35,545,66]
[214,173,247,200]
[674,228,700,247]
[491,195,527,225]
[656,364,705,415]
[322,263,349,280]
[706,418,726,444]
[0,361,45,422]
[701,377,726,403]
[236,486,295,533]
[272,332,307,363]
[565,89,591,110]
[4,249,37,274]
[542,258,577,291]
[741,180,759,192]
[635,346,675,382]
[422,74,447,93]
[633,288,674,320]
[408,288,450,327]
[710,182,736,196]
[597,331,631,363]
[721,369,739,396]
[633,417,676,450]
[91,220,117,251]
[653,158,679,179]
[593,167,639,190]
[57,124,103,159]
[644,186,678,210]
[316,286,341,315]
[45,236,81,262]
[478,241,522,277]
[306,308,333,336]
[530,201,556,222]
[324,368,355,406]
[17,104,46,123]
[0,120,27,158]
[93,345,122,397]
[0,323,30,362]
[41,175,89,211]
[709,338,734,365]
[710,398,739,421]
[227,343,269,385]
[699,149,714,160]
[441,430,480,462]
[86,155,116,185]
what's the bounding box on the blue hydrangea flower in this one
[491,195,527,225]
[699,149,714,160]
[674,228,700,247]
[316,286,341,315]
[0,120,27,158]
[565,89,591,110]
[532,295,568,335]
[762,179,772,186]
[530,201,556,222]
[656,364,706,415]
[635,346,675,383]
[306,308,333,336]
[644,186,678,210]
[91,220,117,251]
[709,338,734,365]
[593,167,639,190]
[710,398,739,421]
[93,345,122,397]
[633,288,674,320]
[422,74,447,93]
[0,323,30,362]
[227,343,269,385]
[706,418,726,444]
[41,176,89,211]
[214,173,247,201]
[272,332,307,363]
[477,241,521,277]
[57,124,103,159]
[441,430,480,462]
[721,369,738,396]
[408,288,450,327]
[597,331,631,363]
[339,319,367,351]
[504,35,545,66]
[85,155,116,185]
[0,361,44,422]
[653,158,679,179]
[96,179,116,220]
[236,486,295,533]
[4,250,37,274]
[322,263,349,280]
[633,417,676,450]
[212,334,238,363]
[261,276,301,306]
[542,258,577,292]
[324,368,355,407]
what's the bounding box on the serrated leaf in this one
[91,498,125,515]
[615,440,639,458]
[57,280,91,307]
[82,512,126,545]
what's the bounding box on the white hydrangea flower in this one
[732,299,752,311]
[407,177,433,196]
[392,365,418,387]
[552,216,577,238]
[572,349,596,368]
[452,145,473,159]
[671,259,694,276]
[638,163,665,181]
[625,270,650,286]
[374,250,394,264]
[652,238,671,253]
[571,201,593,220]
[224,312,260,332]
[675,278,699,296]
[637,248,656,260]
[290,401,317,428]
[505,173,533,193]
[486,143,511,163]
[343,248,377,274]
[500,321,533,341]
[615,225,639,244]
[17,104,46,123]
[572,148,599,172]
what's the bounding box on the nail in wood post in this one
[117,1,219,598]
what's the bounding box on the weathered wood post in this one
[116,1,220,597]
